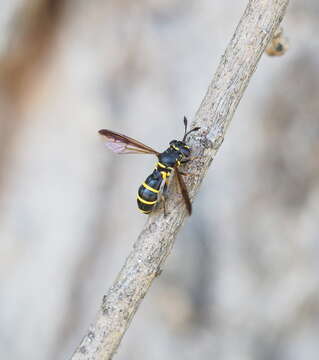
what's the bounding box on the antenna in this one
[182,116,200,141]
[183,116,188,137]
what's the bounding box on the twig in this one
[71,0,289,359]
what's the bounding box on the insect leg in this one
[180,155,201,164]
[178,171,192,176]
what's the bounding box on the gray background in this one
[0,1,318,359]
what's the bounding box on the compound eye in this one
[184,148,191,157]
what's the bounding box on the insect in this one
[98,117,200,215]
[265,27,288,57]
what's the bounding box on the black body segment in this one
[99,116,200,215]
[137,170,162,213]
[137,142,191,214]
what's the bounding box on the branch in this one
[71,1,289,359]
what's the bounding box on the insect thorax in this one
[157,141,191,169]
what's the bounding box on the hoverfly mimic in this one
[98,117,200,215]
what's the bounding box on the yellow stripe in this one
[177,160,181,166]
[142,182,159,193]
[157,161,166,169]
[172,145,180,151]
[140,209,151,214]
[184,145,190,149]
[137,194,157,205]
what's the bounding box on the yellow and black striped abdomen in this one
[137,170,162,214]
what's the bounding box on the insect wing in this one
[174,166,192,215]
[98,129,159,155]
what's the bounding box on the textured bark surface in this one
[71,1,289,359]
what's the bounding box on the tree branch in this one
[71,0,289,359]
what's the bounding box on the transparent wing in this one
[98,129,159,155]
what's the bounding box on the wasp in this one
[99,117,200,215]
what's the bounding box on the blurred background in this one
[0,1,318,359]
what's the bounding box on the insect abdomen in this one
[137,171,162,214]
